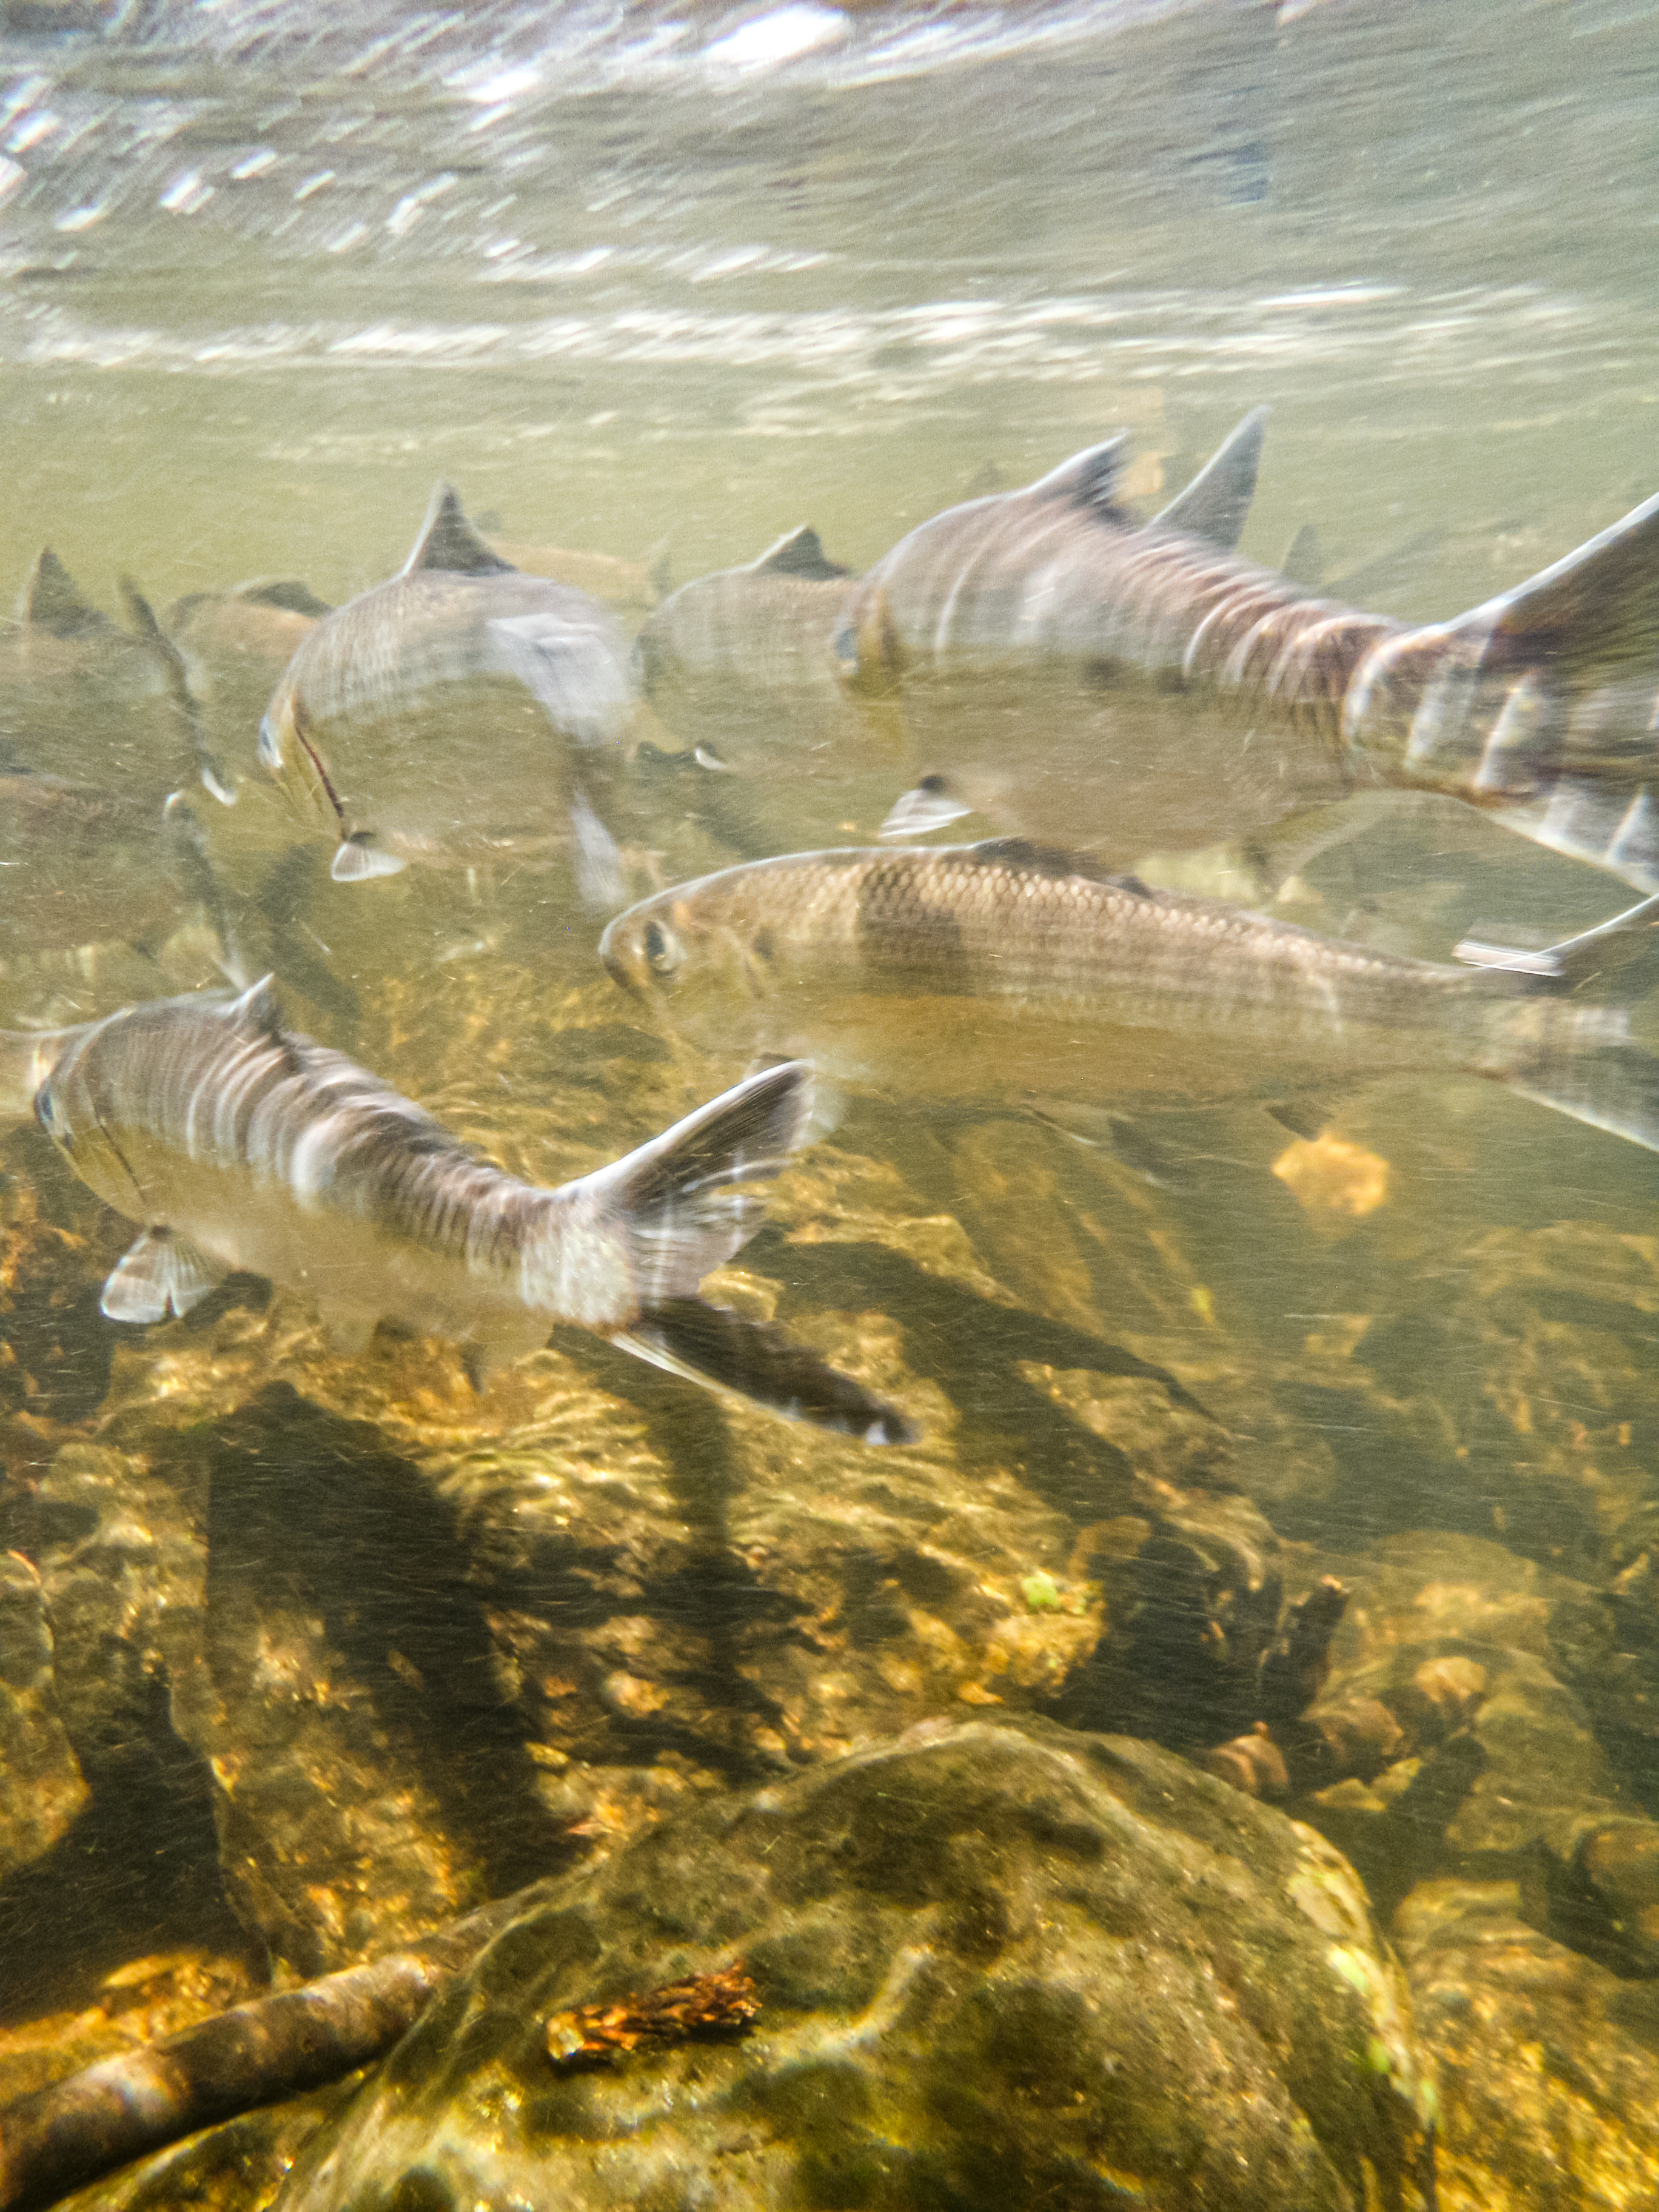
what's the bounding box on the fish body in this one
[632,525,897,852]
[258,486,635,890]
[600,840,1659,1153]
[0,552,208,808]
[850,417,1659,892]
[17,979,913,1441]
[0,777,227,963]
[488,537,671,614]
[169,579,331,800]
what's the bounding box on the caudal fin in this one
[618,1299,919,1444]
[580,1062,916,1442]
[1507,1039,1659,1156]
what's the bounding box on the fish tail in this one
[1344,490,1659,881]
[584,1061,916,1442]
[616,1299,919,1445]
[1484,998,1659,1153]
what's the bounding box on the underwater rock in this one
[1399,1878,1659,2211]
[0,1549,87,1881]
[33,2080,358,2212]
[1283,1532,1659,1955]
[273,1717,1435,2212]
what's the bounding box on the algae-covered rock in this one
[49,2077,361,2212]
[0,1546,87,1879]
[275,1718,1434,2212]
[1399,1879,1659,2211]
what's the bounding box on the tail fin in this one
[617,1299,919,1444]
[1463,489,1659,686]
[1506,1039,1659,1156]
[580,1063,916,1443]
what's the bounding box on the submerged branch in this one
[0,1888,537,2212]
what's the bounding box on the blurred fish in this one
[600,839,1659,1156]
[8,979,914,1441]
[0,777,230,957]
[0,551,222,806]
[638,524,853,716]
[256,485,635,897]
[169,578,332,799]
[488,535,672,614]
[848,414,1659,902]
[631,524,896,851]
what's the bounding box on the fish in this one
[630,525,901,853]
[0,777,234,964]
[845,413,1659,902]
[169,578,333,801]
[8,978,915,1442]
[486,536,672,614]
[0,550,224,807]
[256,485,636,897]
[598,838,1659,1158]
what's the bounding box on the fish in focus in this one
[0,550,224,808]
[846,414,1659,898]
[8,979,913,1441]
[600,839,1659,1156]
[256,485,635,897]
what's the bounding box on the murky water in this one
[5,1,1659,2204]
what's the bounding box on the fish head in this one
[600,877,782,1048]
[256,679,348,843]
[30,1029,144,1213]
[833,583,905,699]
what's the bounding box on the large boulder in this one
[275,1717,1434,2212]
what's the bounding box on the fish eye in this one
[257,714,283,770]
[643,918,681,977]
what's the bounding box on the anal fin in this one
[102,1228,221,1324]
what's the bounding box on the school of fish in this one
[7,406,1659,1441]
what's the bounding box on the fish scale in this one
[602,840,1657,1153]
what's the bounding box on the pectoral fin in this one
[880,776,976,839]
[571,789,626,910]
[332,834,407,883]
[102,1228,221,1324]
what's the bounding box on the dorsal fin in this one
[21,549,110,637]
[235,578,334,617]
[1026,434,1131,514]
[229,975,284,1038]
[401,484,517,579]
[1151,406,1269,550]
[971,836,1153,896]
[749,525,851,581]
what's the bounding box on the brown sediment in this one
[0,1889,535,2212]
[545,1960,762,2066]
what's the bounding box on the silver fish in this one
[600,839,1659,1155]
[169,578,332,801]
[845,415,1659,899]
[631,525,896,853]
[487,535,672,614]
[0,551,223,807]
[9,979,914,1441]
[257,486,635,896]
[0,779,233,968]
